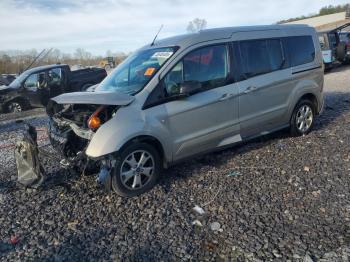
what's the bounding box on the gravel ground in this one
[0,108,45,122]
[0,66,350,261]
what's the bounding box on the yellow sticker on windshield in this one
[144,67,156,76]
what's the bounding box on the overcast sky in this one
[0,0,349,55]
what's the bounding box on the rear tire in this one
[290,99,315,136]
[111,143,161,197]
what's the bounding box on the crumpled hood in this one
[52,91,135,105]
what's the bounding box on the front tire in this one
[290,99,315,136]
[6,100,28,113]
[111,143,161,197]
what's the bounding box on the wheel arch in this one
[299,93,318,112]
[4,96,30,112]
[290,91,322,118]
[119,135,167,168]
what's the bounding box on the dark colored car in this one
[0,64,107,113]
[0,74,16,86]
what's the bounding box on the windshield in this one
[96,47,177,94]
[9,72,29,88]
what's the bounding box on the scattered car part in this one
[14,124,44,188]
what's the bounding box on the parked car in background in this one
[318,23,350,70]
[318,31,337,70]
[0,74,16,86]
[47,24,324,197]
[0,64,107,113]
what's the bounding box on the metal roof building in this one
[284,11,350,31]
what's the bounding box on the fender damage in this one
[45,91,135,186]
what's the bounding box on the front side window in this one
[96,47,177,95]
[24,73,39,91]
[285,36,315,66]
[164,44,229,96]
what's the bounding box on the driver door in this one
[22,73,42,106]
[47,68,64,100]
[145,43,240,161]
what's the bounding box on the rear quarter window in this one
[285,36,315,66]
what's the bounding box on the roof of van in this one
[142,24,313,50]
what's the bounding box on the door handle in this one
[243,86,258,94]
[218,93,234,101]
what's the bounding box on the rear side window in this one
[48,68,62,86]
[240,40,270,78]
[239,39,284,78]
[285,36,315,66]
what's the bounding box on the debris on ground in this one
[210,222,221,232]
[303,166,310,172]
[10,236,19,245]
[191,220,203,227]
[193,205,205,215]
[14,124,44,188]
[227,171,241,177]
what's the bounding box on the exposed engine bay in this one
[46,101,118,168]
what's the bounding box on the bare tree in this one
[74,48,92,65]
[187,18,207,33]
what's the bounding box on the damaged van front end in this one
[47,91,135,185]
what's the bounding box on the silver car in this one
[48,24,324,197]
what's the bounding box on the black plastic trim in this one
[292,65,322,74]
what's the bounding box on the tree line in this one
[0,48,128,74]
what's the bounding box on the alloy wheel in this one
[120,150,155,190]
[8,102,22,113]
[296,105,313,133]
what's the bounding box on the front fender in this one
[85,106,172,161]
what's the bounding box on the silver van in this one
[48,25,324,197]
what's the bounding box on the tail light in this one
[88,106,105,130]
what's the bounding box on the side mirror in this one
[179,81,202,96]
